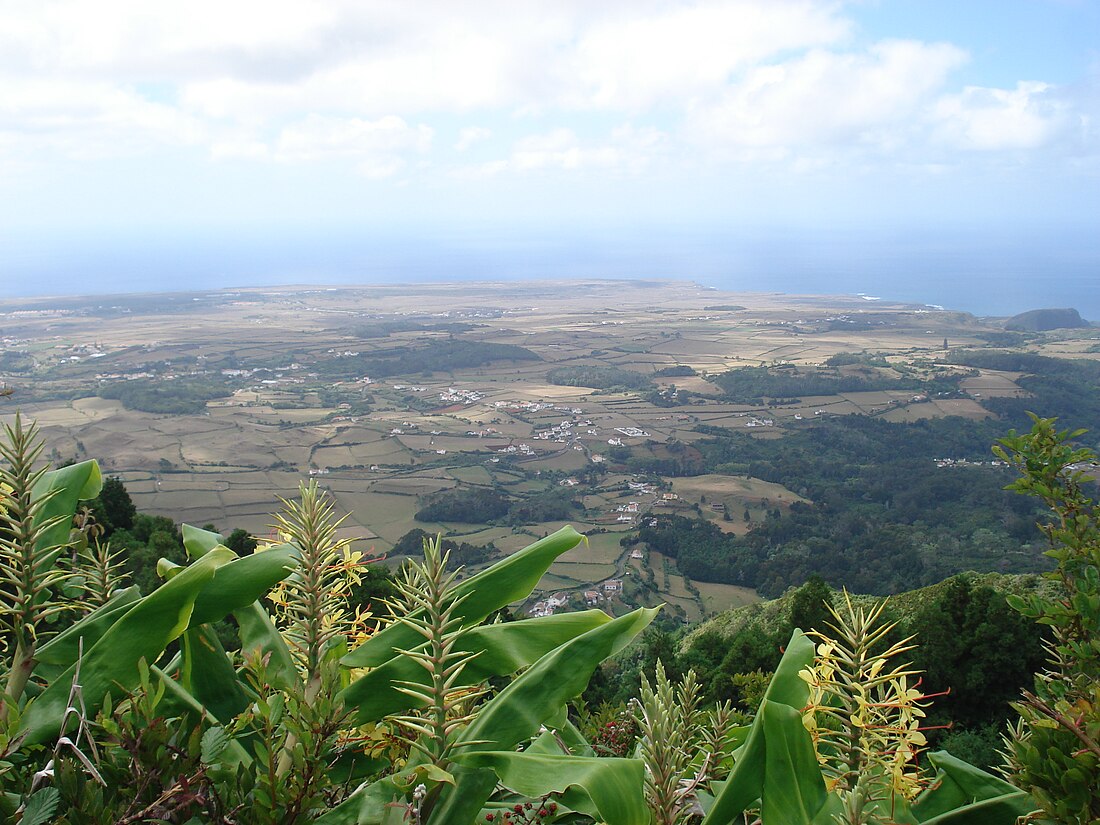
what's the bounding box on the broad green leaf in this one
[912,751,1036,825]
[35,586,142,666]
[343,526,584,668]
[149,664,247,765]
[341,610,611,723]
[391,763,456,791]
[313,776,403,825]
[424,765,499,825]
[180,625,249,724]
[456,751,647,825]
[456,607,658,753]
[182,523,225,559]
[524,706,597,757]
[701,629,816,825]
[918,794,1039,825]
[759,701,827,825]
[31,459,101,559]
[234,602,298,690]
[149,668,252,767]
[19,547,233,745]
[177,522,299,686]
[188,544,297,627]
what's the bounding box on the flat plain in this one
[0,280,1053,617]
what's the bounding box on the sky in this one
[0,0,1098,311]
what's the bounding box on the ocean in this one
[2,224,1097,320]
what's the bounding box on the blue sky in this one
[0,0,1097,305]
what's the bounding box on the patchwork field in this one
[1,279,1070,619]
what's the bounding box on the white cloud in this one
[0,0,1088,179]
[0,77,204,159]
[455,127,492,152]
[686,40,968,153]
[933,81,1068,151]
[209,114,432,177]
[562,0,850,110]
[274,114,432,162]
[454,124,668,178]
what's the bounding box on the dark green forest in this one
[315,340,539,379]
[547,365,654,390]
[98,377,232,414]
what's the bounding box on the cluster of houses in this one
[528,591,571,617]
[532,418,593,442]
[492,400,584,415]
[94,370,156,382]
[439,387,483,405]
[583,582,622,606]
[933,458,1010,469]
[496,443,535,457]
[744,417,775,428]
[532,579,626,616]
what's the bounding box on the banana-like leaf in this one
[35,586,142,666]
[179,624,250,724]
[313,775,404,825]
[456,607,659,753]
[455,751,647,825]
[18,547,234,746]
[524,706,596,757]
[150,665,253,767]
[423,765,499,825]
[340,610,612,723]
[234,601,298,690]
[176,522,299,627]
[343,526,584,668]
[912,751,1036,825]
[188,545,297,627]
[31,459,102,555]
[181,523,225,559]
[178,522,298,688]
[759,701,827,825]
[701,629,816,825]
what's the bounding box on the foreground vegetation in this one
[1,413,1098,823]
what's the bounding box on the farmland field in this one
[0,278,1073,618]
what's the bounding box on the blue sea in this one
[2,223,1097,320]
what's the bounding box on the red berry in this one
[486,816,495,822]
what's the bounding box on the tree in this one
[92,475,136,535]
[788,574,835,636]
[995,416,1100,824]
[907,575,1044,753]
[225,527,258,555]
